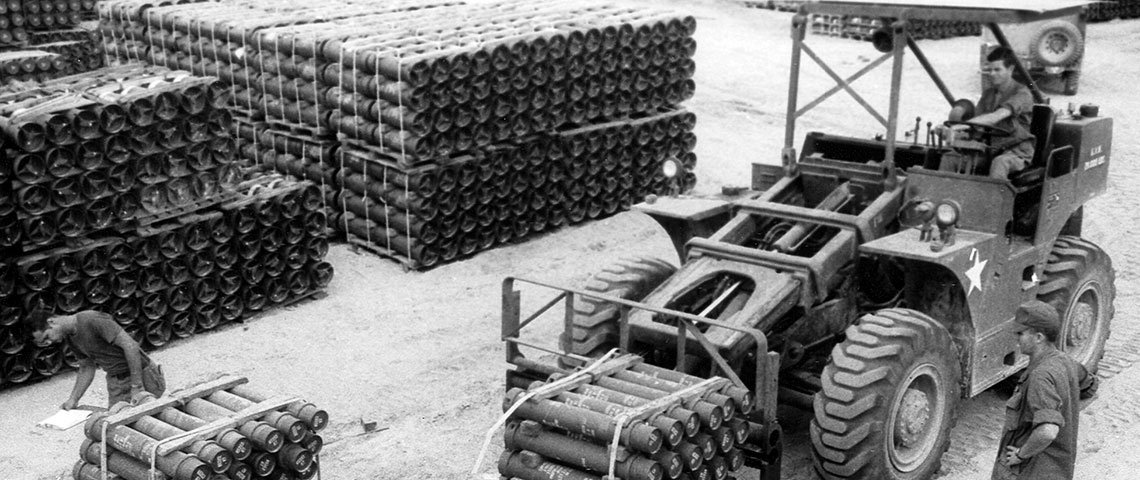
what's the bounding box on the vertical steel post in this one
[884,20,908,190]
[502,277,521,362]
[783,13,807,176]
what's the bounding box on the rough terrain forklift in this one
[500,1,1114,479]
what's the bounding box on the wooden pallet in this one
[339,137,482,170]
[127,190,242,231]
[265,118,335,140]
[345,233,422,271]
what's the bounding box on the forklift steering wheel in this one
[943,120,1012,138]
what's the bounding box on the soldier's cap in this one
[1014,300,1061,340]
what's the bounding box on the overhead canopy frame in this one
[801,0,1090,23]
[781,0,1094,187]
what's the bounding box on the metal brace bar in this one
[681,321,745,387]
[518,291,566,333]
[795,51,891,119]
[156,395,300,456]
[103,376,249,428]
[504,337,569,358]
[505,277,769,391]
[799,42,889,128]
[906,36,955,105]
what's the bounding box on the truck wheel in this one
[1037,236,1114,373]
[560,256,676,358]
[1028,20,1083,67]
[811,308,961,480]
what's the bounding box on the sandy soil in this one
[3,1,1140,479]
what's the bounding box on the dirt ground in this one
[4,1,1140,479]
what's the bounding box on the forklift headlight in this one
[662,158,681,179]
[935,201,960,227]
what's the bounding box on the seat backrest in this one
[1028,104,1056,168]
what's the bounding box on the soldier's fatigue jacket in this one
[978,80,1035,161]
[992,348,1095,480]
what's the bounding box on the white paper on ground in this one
[36,409,92,430]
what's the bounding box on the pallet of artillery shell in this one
[739,1,772,9]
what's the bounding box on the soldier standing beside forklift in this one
[993,300,1097,480]
[938,46,1035,179]
[26,309,166,409]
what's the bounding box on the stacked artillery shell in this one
[500,363,753,480]
[0,176,333,387]
[1087,0,1140,21]
[332,108,696,269]
[317,2,696,161]
[94,0,698,164]
[73,381,328,480]
[0,305,81,385]
[96,0,454,125]
[0,1,100,81]
[0,64,241,249]
[6,0,94,33]
[769,0,807,12]
[0,132,13,252]
[234,119,339,210]
[808,14,981,40]
[96,0,699,268]
[27,22,104,75]
[0,49,67,82]
[0,79,130,247]
[0,0,30,48]
[213,174,334,325]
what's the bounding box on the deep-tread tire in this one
[811,308,961,480]
[1028,20,1084,67]
[1037,236,1114,373]
[560,256,676,357]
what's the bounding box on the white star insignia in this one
[965,248,987,295]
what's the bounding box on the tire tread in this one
[811,308,961,480]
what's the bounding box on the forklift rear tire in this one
[1037,236,1114,374]
[811,308,961,480]
[560,256,677,359]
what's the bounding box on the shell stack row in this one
[0,64,241,252]
[98,0,699,269]
[1,1,101,87]
[500,360,756,480]
[75,380,327,480]
[0,174,334,389]
[809,14,980,40]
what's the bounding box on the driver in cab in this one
[937,46,1035,179]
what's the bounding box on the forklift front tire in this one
[811,308,961,480]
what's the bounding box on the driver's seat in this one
[1010,104,1059,236]
[1009,104,1055,187]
